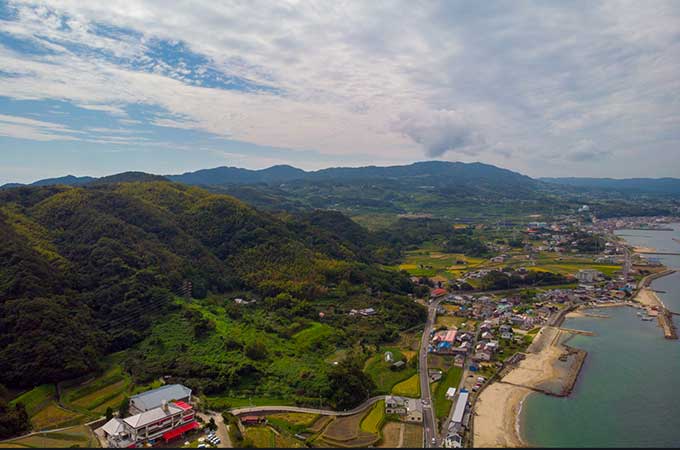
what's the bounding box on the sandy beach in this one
[473,327,586,448]
[633,245,658,253]
[636,287,663,308]
[473,383,530,448]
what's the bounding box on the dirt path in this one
[397,422,405,448]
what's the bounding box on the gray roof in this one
[101,418,126,436]
[129,384,191,411]
[124,404,183,428]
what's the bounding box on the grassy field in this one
[292,322,337,351]
[360,400,385,434]
[3,424,97,448]
[364,348,417,394]
[433,367,463,420]
[244,426,277,448]
[267,412,318,427]
[9,384,55,416]
[391,374,420,397]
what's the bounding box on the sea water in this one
[520,224,680,447]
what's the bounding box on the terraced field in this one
[3,425,98,448]
[360,400,385,434]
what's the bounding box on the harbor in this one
[519,222,680,448]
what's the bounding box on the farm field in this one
[364,348,416,394]
[244,426,277,448]
[360,400,385,434]
[28,402,84,430]
[433,367,464,420]
[9,384,55,416]
[2,425,98,448]
[402,423,423,448]
[377,421,403,447]
[319,409,379,447]
[391,375,420,397]
[398,247,486,279]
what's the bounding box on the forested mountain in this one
[3,162,678,222]
[541,177,680,195]
[0,180,424,393]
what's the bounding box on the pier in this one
[560,328,596,336]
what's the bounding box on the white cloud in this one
[0,0,679,176]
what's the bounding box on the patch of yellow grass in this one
[391,374,420,397]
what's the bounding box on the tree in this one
[327,355,375,409]
[207,417,217,431]
[0,400,30,439]
[105,407,114,421]
[118,396,129,418]
[245,342,268,361]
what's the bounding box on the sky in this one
[1,0,679,184]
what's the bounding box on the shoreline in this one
[473,326,586,448]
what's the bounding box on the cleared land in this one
[402,423,423,448]
[377,421,403,448]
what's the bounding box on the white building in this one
[384,396,423,423]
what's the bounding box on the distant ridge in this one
[168,160,536,188]
[541,177,680,194]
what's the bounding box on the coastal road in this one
[419,297,444,448]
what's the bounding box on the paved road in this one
[229,395,386,417]
[197,411,232,448]
[419,298,443,448]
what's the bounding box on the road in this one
[229,395,386,417]
[419,297,443,448]
[197,411,232,448]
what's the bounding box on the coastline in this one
[473,326,586,448]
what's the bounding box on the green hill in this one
[0,181,425,398]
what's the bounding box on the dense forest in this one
[0,180,426,403]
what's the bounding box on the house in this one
[384,351,394,362]
[445,387,457,400]
[384,396,423,423]
[99,400,197,448]
[577,269,602,283]
[454,355,465,368]
[391,361,406,370]
[241,416,265,426]
[431,288,448,299]
[129,384,192,414]
[359,308,377,316]
[501,331,514,340]
[474,351,492,362]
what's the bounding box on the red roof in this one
[173,401,192,411]
[162,421,199,442]
[431,288,448,297]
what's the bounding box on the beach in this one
[472,383,529,448]
[473,327,586,447]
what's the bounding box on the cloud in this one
[0,1,678,176]
[392,110,485,157]
[0,112,81,141]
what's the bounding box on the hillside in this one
[0,180,424,400]
[541,177,680,195]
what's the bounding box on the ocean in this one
[520,223,680,448]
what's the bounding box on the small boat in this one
[637,312,644,317]
[641,317,655,321]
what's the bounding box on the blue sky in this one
[1,0,679,184]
